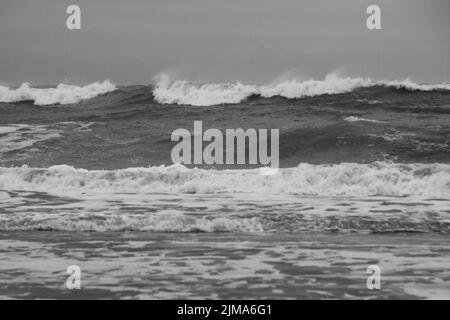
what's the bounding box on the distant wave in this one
[153,74,371,106]
[0,80,116,105]
[2,76,449,107]
[153,74,450,106]
[1,162,449,198]
[383,79,450,92]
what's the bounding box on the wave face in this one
[153,74,450,106]
[0,81,116,105]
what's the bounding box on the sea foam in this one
[153,74,450,106]
[0,215,264,232]
[0,162,449,198]
[0,80,116,105]
[344,116,386,123]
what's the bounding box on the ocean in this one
[0,75,449,299]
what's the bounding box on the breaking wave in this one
[2,75,449,107]
[0,80,116,106]
[153,74,450,106]
[1,162,449,198]
[0,215,264,232]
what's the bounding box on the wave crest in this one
[153,74,450,106]
[0,80,116,106]
[153,74,258,106]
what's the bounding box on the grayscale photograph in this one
[0,0,449,303]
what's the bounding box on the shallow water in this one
[0,232,449,299]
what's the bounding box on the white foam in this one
[344,116,385,123]
[0,215,264,232]
[153,73,450,106]
[0,162,449,198]
[153,73,371,106]
[259,74,372,99]
[380,79,450,92]
[0,81,116,106]
[153,74,257,106]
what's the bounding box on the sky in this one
[0,0,449,86]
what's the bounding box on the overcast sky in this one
[0,0,449,85]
